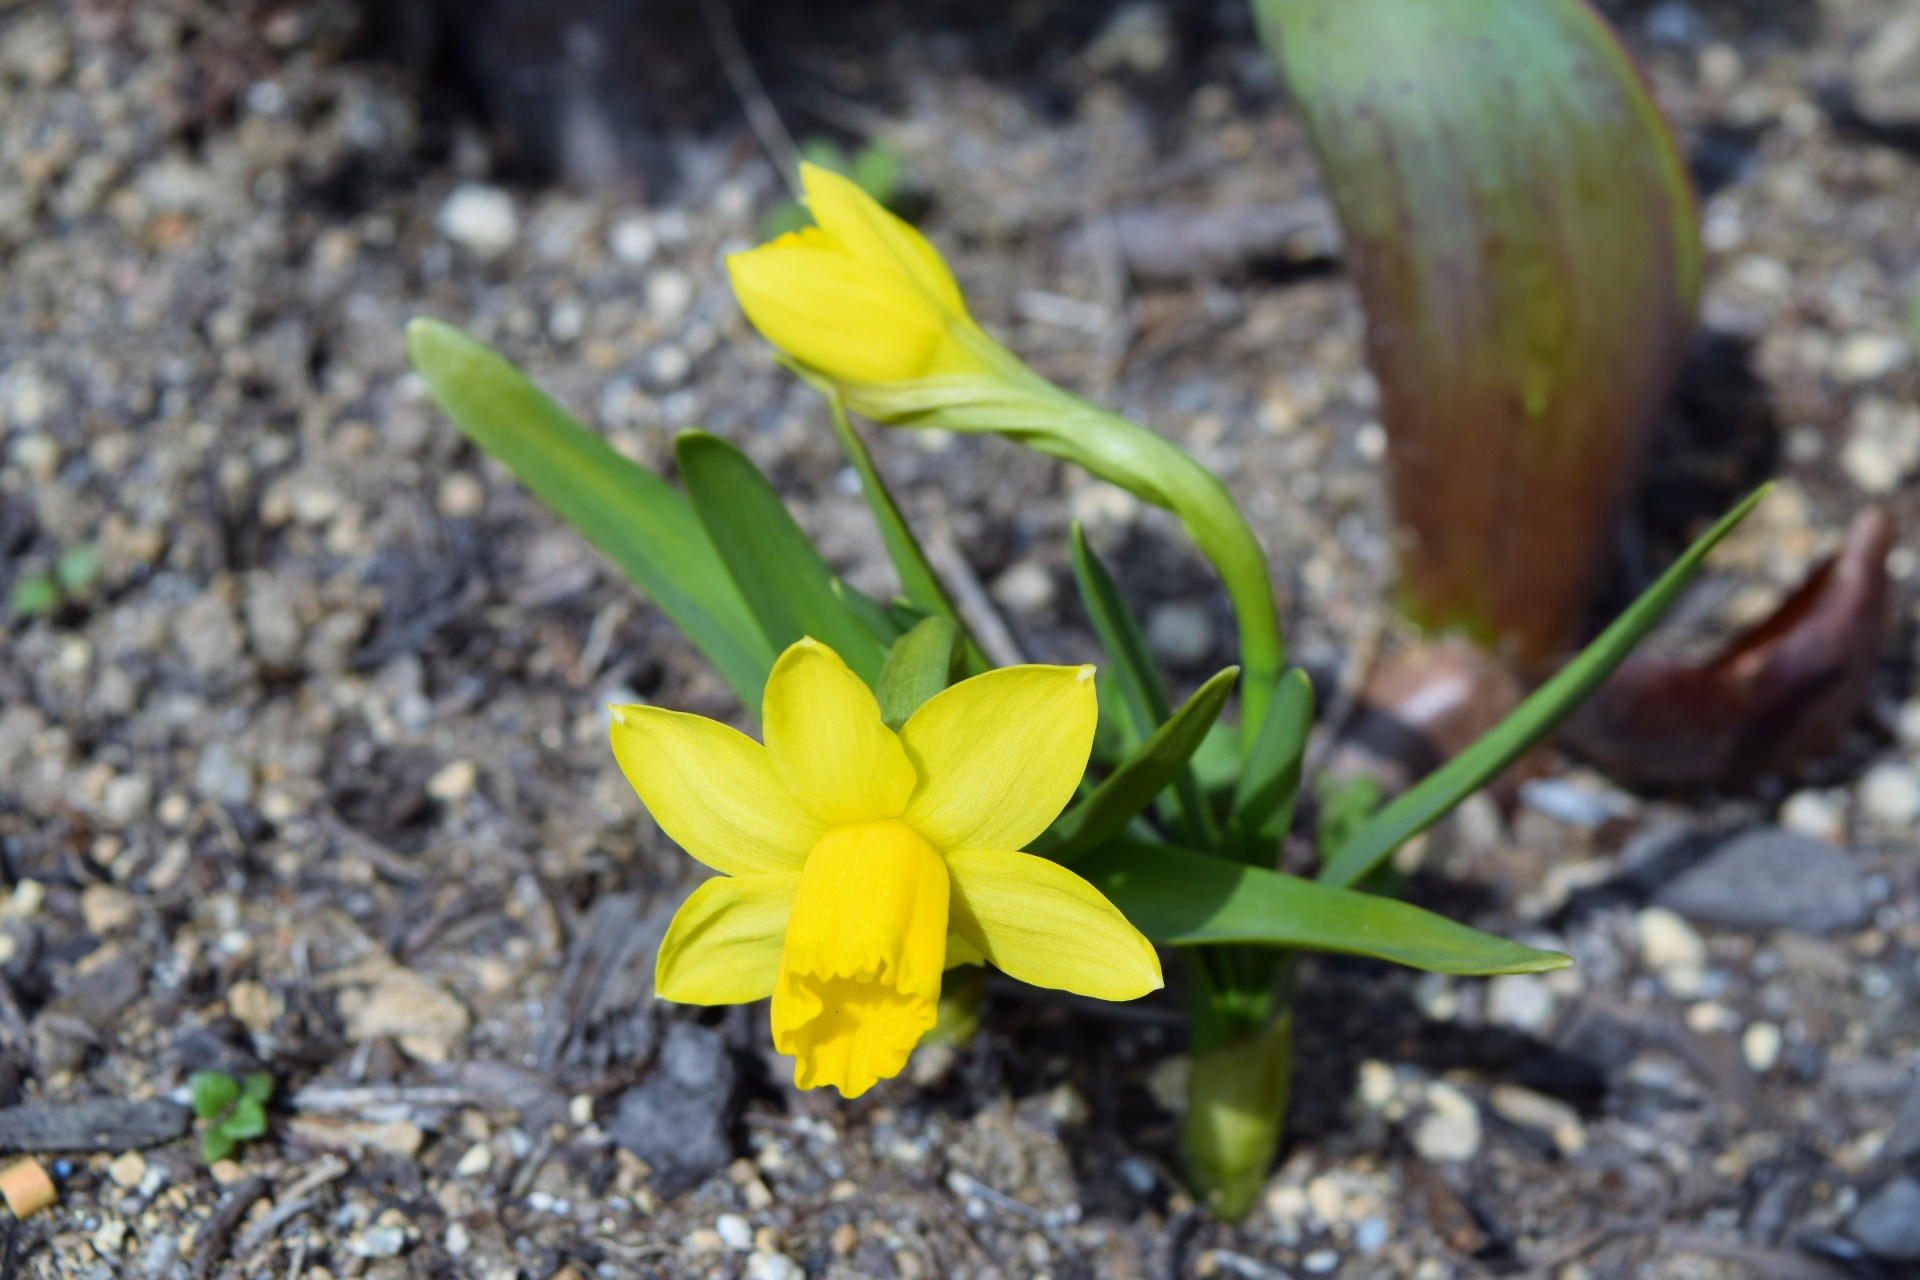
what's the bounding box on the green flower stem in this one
[844,334,1285,749]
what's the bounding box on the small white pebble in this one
[715,1213,754,1252]
[1413,1081,1482,1163]
[1860,762,1920,828]
[1831,332,1910,382]
[1486,973,1556,1033]
[1354,421,1387,462]
[745,1252,804,1280]
[1742,1020,1783,1072]
[1779,789,1846,845]
[436,472,486,519]
[454,1142,493,1178]
[609,215,658,265]
[437,183,518,257]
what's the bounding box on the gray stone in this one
[1850,1177,1920,1262]
[1883,1078,1920,1164]
[1654,826,1868,935]
[173,591,246,682]
[243,571,305,667]
[196,742,254,809]
[1854,3,1920,129]
[606,1022,735,1196]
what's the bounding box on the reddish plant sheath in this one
[1257,0,1701,671]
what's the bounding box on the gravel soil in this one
[2,1,1920,1277]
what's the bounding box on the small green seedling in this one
[190,1070,273,1163]
[7,544,99,620]
[8,576,59,620]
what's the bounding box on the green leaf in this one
[831,577,906,649]
[1254,0,1700,665]
[202,1129,236,1164]
[1315,774,1383,864]
[54,545,98,595]
[1189,719,1241,796]
[675,431,891,685]
[822,394,964,628]
[876,616,959,729]
[851,147,901,205]
[1071,523,1170,737]
[241,1070,275,1105]
[1070,525,1214,846]
[222,1095,268,1142]
[405,319,774,706]
[1321,485,1770,889]
[8,575,57,619]
[1229,667,1314,860]
[1038,666,1239,864]
[190,1071,239,1121]
[1080,839,1568,975]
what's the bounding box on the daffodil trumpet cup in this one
[611,637,1163,1099]
[727,164,1284,747]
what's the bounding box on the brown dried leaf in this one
[1565,507,1892,788]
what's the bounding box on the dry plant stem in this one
[699,0,804,199]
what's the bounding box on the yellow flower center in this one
[770,819,949,1097]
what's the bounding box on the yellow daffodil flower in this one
[725,164,1008,387]
[611,638,1163,1097]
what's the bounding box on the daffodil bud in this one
[727,165,1284,743]
[726,166,1006,386]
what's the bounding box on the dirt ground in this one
[2,0,1920,1277]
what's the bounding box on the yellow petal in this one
[800,163,966,316]
[900,664,1098,853]
[727,243,944,384]
[763,638,915,826]
[609,704,822,876]
[946,848,1163,1000]
[655,873,799,1004]
[771,820,948,1097]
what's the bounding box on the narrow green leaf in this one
[823,392,954,619]
[1230,666,1314,859]
[223,1095,268,1142]
[1189,720,1241,797]
[202,1129,236,1164]
[190,1071,239,1121]
[1322,485,1770,889]
[832,577,906,648]
[1080,839,1568,975]
[1316,775,1384,864]
[876,616,959,729]
[1071,523,1170,736]
[675,432,892,685]
[405,319,773,706]
[1069,524,1215,845]
[1038,667,1239,863]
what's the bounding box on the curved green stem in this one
[844,337,1285,748]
